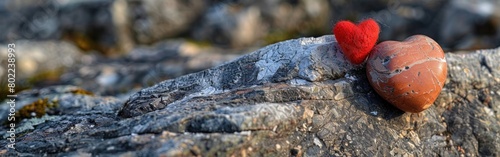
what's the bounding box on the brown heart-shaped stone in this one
[366,35,447,113]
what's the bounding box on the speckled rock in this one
[0,35,498,156]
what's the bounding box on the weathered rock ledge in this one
[1,35,499,156]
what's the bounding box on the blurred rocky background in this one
[1,0,500,100]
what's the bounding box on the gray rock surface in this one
[1,35,499,156]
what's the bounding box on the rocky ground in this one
[0,0,499,156]
[0,35,498,156]
[2,0,500,99]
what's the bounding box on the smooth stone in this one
[366,35,447,113]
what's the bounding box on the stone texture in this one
[0,35,499,156]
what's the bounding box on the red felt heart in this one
[333,18,380,65]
